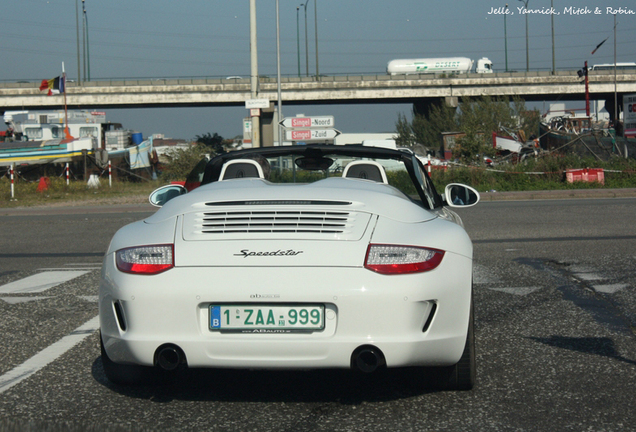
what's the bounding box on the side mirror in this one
[443,183,480,208]
[149,184,187,208]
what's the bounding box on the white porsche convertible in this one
[99,144,479,389]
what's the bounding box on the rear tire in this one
[445,301,476,390]
[428,299,476,391]
[100,332,156,385]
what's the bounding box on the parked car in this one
[99,144,479,389]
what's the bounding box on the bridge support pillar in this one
[604,95,623,128]
[260,103,276,147]
[413,97,458,117]
[445,96,459,108]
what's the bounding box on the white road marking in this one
[79,295,99,303]
[37,268,101,271]
[573,273,604,281]
[0,315,99,394]
[566,265,595,273]
[0,296,53,304]
[0,271,90,294]
[489,287,542,296]
[592,284,629,294]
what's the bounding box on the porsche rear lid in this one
[158,178,438,268]
[182,200,370,242]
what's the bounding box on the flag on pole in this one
[39,76,65,95]
[591,37,609,55]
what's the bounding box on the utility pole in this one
[276,0,283,147]
[551,0,555,74]
[518,0,529,71]
[614,14,618,133]
[314,0,319,78]
[75,0,81,85]
[82,0,90,81]
[585,61,589,117]
[504,4,508,72]
[249,0,260,147]
[304,1,309,76]
[296,7,301,77]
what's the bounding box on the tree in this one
[395,102,458,154]
[453,96,512,163]
[395,113,413,148]
[195,132,225,153]
[395,96,539,163]
[159,143,208,181]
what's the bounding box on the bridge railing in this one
[3,68,636,87]
[4,69,636,89]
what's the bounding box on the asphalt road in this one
[0,196,635,432]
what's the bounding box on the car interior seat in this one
[342,160,388,183]
[219,159,264,180]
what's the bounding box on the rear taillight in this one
[116,244,174,275]
[364,244,444,275]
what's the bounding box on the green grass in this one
[1,176,161,208]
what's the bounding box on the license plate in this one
[209,304,324,332]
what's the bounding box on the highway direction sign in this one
[285,129,340,141]
[280,116,335,129]
[245,99,270,109]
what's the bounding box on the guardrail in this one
[3,69,635,89]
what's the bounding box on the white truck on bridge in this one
[387,57,493,75]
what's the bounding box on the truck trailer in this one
[387,57,493,75]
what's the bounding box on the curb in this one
[0,202,156,217]
[479,188,636,201]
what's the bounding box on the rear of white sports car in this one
[99,148,476,389]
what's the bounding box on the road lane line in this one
[0,296,53,304]
[0,271,90,294]
[0,315,99,394]
[489,286,542,296]
[593,284,629,294]
[37,267,101,271]
[573,272,604,281]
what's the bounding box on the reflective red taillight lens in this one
[116,244,174,275]
[364,244,444,275]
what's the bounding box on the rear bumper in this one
[99,252,472,370]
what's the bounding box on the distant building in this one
[334,133,397,145]
[543,102,610,123]
[151,136,193,162]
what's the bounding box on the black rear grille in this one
[205,200,351,207]
[200,210,351,234]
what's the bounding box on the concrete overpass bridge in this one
[2,69,636,120]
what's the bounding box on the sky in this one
[2,0,635,141]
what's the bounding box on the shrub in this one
[159,144,209,182]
